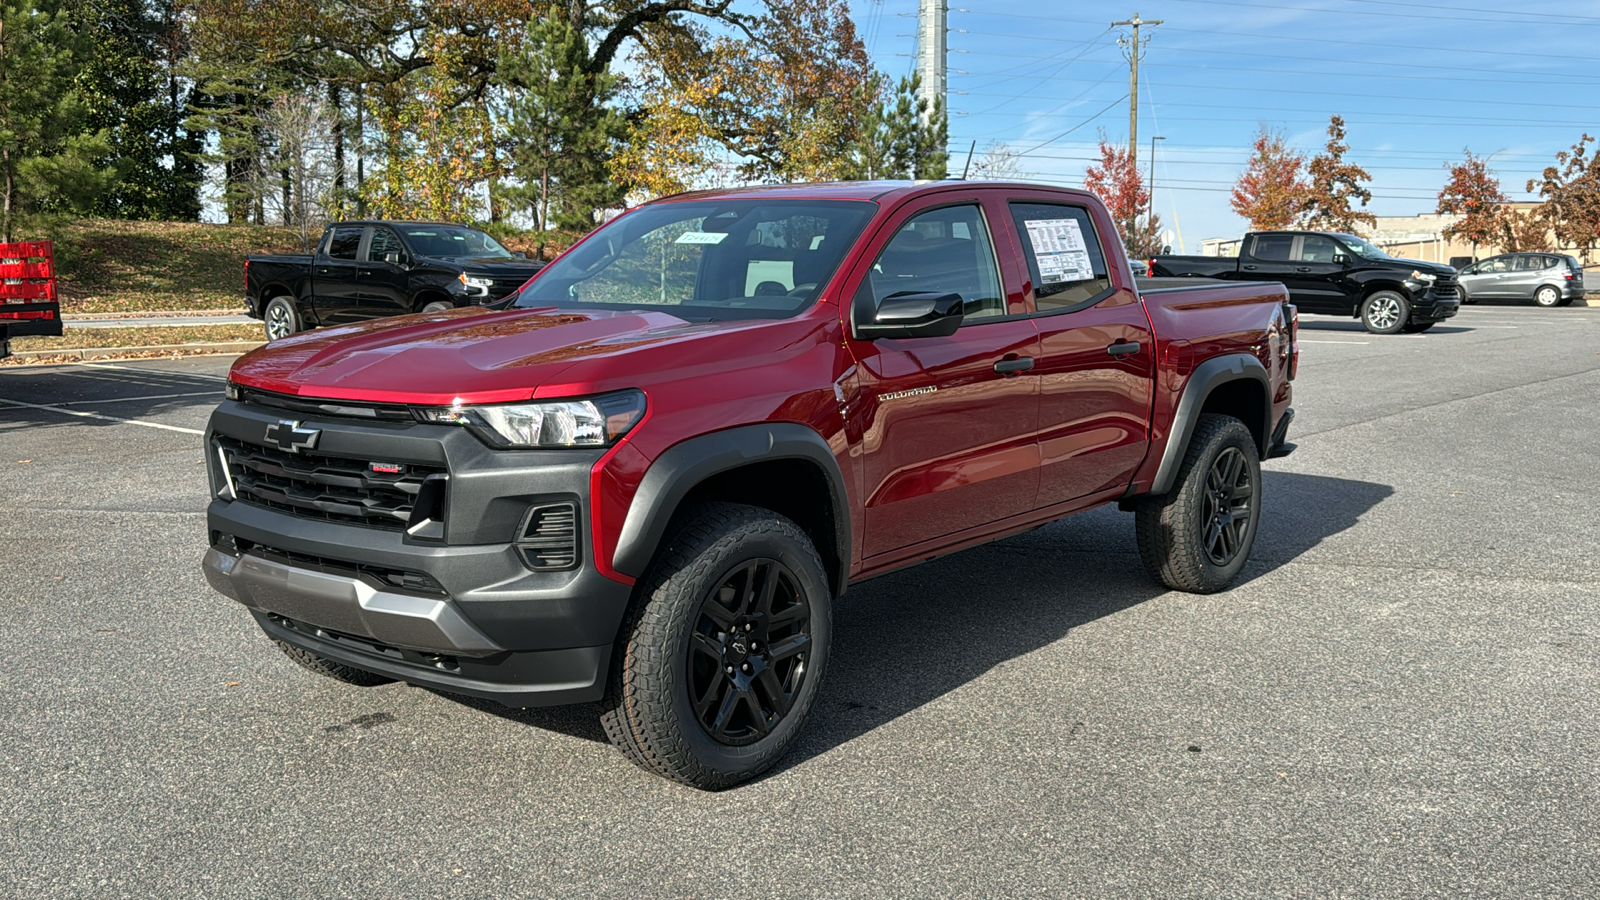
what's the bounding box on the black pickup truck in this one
[1150,231,1459,334]
[246,221,546,340]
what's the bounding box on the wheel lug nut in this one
[742,663,752,673]
[725,666,734,674]
[745,623,754,631]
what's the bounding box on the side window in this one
[1298,235,1340,263]
[1009,202,1111,312]
[1539,256,1559,270]
[868,204,1006,321]
[367,228,404,264]
[1251,234,1294,261]
[326,226,364,261]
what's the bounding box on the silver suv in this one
[1456,253,1584,307]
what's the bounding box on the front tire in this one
[263,296,300,341]
[1135,414,1262,594]
[1534,285,1561,307]
[420,300,453,313]
[1360,291,1409,334]
[1402,322,1435,333]
[599,503,832,790]
[273,640,395,686]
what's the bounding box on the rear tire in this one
[1360,291,1409,334]
[273,640,395,686]
[599,503,831,790]
[263,296,300,341]
[1534,285,1561,307]
[1135,414,1262,594]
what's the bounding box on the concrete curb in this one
[5,341,264,362]
[62,309,248,320]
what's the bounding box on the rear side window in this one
[869,204,1007,321]
[1009,202,1111,312]
[1251,234,1293,261]
[326,226,363,260]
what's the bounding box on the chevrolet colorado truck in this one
[202,182,1298,789]
[1149,230,1459,334]
[245,221,545,341]
[0,241,62,360]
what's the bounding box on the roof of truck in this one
[651,180,1097,206]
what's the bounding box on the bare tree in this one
[257,94,343,250]
[968,141,1023,181]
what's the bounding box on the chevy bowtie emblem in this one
[264,419,321,453]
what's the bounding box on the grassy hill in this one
[49,220,303,314]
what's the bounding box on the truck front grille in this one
[1432,275,1459,300]
[218,436,446,530]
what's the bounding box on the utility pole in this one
[1149,134,1165,227]
[917,0,947,125]
[1112,13,1161,170]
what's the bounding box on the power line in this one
[1166,0,1600,27]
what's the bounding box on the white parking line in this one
[0,397,204,435]
[1301,339,1371,345]
[60,391,218,406]
[72,361,230,381]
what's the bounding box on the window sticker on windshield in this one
[675,231,730,245]
[1024,218,1094,284]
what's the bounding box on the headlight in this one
[414,390,646,448]
[224,381,242,401]
[1409,270,1437,283]
[459,273,493,295]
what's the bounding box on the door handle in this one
[1295,266,1311,272]
[1107,340,1142,358]
[1242,264,1258,270]
[993,356,1035,375]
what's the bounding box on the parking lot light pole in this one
[1149,135,1165,228]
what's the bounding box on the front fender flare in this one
[611,423,851,597]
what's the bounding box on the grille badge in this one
[370,462,404,475]
[264,419,321,453]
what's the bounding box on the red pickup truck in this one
[201,181,1297,789]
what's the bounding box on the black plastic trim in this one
[1150,353,1272,496]
[612,423,851,596]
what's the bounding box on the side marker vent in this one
[518,503,578,571]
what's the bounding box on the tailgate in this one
[0,240,63,339]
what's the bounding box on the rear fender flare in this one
[1150,353,1271,496]
[611,423,851,597]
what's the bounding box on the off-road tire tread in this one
[598,502,827,790]
[1134,414,1259,594]
[273,639,394,686]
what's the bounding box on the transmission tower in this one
[917,0,947,125]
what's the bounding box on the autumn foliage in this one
[1300,116,1376,235]
[1231,128,1306,231]
[1435,151,1507,253]
[1528,133,1600,259]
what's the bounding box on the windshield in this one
[400,225,514,259]
[1338,235,1392,260]
[513,200,875,321]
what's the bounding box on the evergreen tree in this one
[841,73,948,181]
[71,0,201,220]
[496,16,625,237]
[0,0,115,241]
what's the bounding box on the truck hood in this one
[227,306,796,406]
[1390,258,1456,277]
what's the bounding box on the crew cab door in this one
[1003,198,1155,507]
[1240,234,1323,308]
[1283,234,1353,312]
[358,226,413,317]
[313,225,367,324]
[842,195,1041,559]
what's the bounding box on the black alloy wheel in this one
[687,559,812,746]
[1200,446,1255,568]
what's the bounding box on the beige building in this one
[1200,202,1591,266]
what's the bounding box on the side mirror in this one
[1332,253,1349,266]
[855,291,965,340]
[384,251,403,266]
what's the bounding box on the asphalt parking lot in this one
[3,302,1598,897]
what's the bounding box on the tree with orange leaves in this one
[1231,127,1306,231]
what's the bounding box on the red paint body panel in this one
[225,181,1292,587]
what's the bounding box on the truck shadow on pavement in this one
[458,471,1393,777]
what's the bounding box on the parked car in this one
[245,221,546,340]
[1455,252,1583,307]
[1150,231,1460,334]
[202,181,1297,789]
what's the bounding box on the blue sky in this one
[854,0,1600,251]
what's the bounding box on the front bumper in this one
[202,398,634,707]
[1411,288,1459,322]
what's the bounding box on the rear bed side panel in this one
[1134,281,1292,494]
